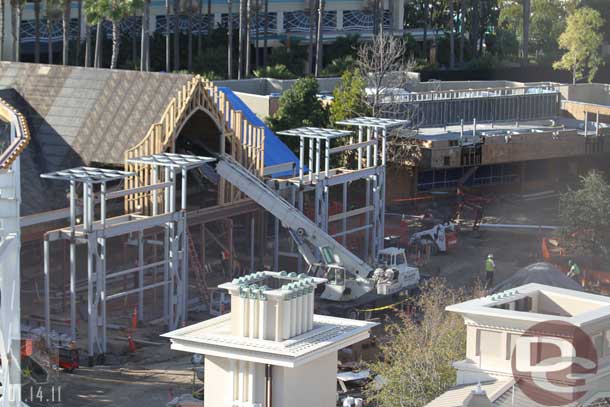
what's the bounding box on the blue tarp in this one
[218,87,302,177]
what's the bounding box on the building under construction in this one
[2,60,610,405]
[380,80,610,199]
[0,62,402,371]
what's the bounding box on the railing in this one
[124,75,265,213]
[402,84,560,103]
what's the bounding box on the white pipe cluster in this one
[227,271,320,342]
[238,284,269,340]
[280,277,316,339]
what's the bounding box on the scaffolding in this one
[272,118,408,267]
[0,99,29,407]
[41,153,214,363]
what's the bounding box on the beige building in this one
[163,271,377,407]
[427,284,610,407]
[1,0,410,61]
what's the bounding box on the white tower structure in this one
[163,271,377,407]
[0,99,30,406]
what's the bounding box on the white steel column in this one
[69,180,77,340]
[138,230,145,321]
[43,238,50,347]
[0,120,22,406]
[380,128,387,251]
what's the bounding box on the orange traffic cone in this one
[127,335,137,353]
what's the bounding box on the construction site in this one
[1,61,610,406]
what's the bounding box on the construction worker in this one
[485,254,496,288]
[567,259,583,287]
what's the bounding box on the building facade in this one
[427,283,610,406]
[163,271,376,407]
[2,0,409,60]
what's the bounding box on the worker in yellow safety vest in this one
[567,259,583,287]
[485,254,495,288]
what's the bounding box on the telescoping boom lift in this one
[216,155,420,316]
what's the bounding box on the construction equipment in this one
[409,222,457,253]
[542,237,610,293]
[216,155,420,316]
[53,344,80,373]
[454,188,486,230]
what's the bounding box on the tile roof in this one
[427,379,610,407]
[0,62,193,214]
[425,380,512,407]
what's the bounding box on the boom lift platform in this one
[217,138,420,317]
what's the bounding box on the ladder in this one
[188,234,210,304]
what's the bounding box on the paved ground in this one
[23,350,195,407]
[19,194,560,407]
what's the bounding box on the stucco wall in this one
[204,353,338,407]
[559,83,610,106]
[273,353,338,407]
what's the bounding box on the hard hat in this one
[488,254,494,259]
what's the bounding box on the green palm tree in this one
[34,0,41,62]
[165,0,170,71]
[84,2,91,66]
[62,0,71,65]
[10,0,25,61]
[85,0,143,69]
[314,0,324,76]
[227,0,233,78]
[173,0,180,70]
[75,0,81,64]
[522,0,530,65]
[46,0,63,64]
[140,0,150,70]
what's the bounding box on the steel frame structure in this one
[274,120,407,268]
[0,99,29,407]
[41,153,214,363]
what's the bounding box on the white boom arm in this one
[216,155,374,281]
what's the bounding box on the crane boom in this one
[216,155,374,280]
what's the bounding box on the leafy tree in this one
[329,70,369,125]
[267,77,329,151]
[490,28,520,59]
[328,70,369,167]
[323,34,360,66]
[365,279,468,407]
[530,0,567,61]
[85,0,143,69]
[320,55,355,77]
[498,0,522,36]
[356,34,415,117]
[553,7,604,84]
[252,64,297,79]
[499,0,567,61]
[268,41,308,76]
[580,0,610,38]
[559,172,610,262]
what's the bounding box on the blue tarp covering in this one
[218,87,302,177]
